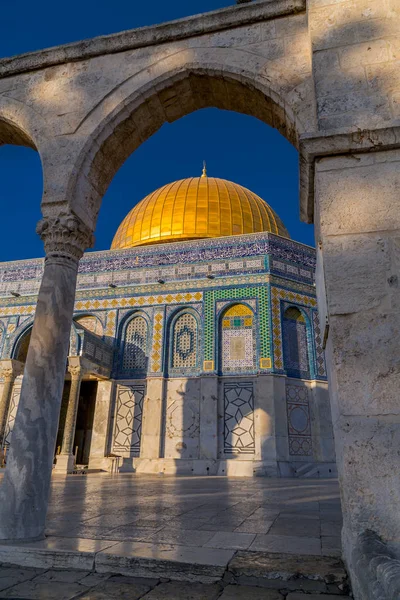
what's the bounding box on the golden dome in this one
[111,172,289,249]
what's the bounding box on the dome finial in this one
[201,161,207,178]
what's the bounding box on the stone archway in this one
[0,3,399,597]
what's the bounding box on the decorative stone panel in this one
[3,383,21,449]
[223,381,255,455]
[286,383,312,457]
[112,384,145,456]
[313,311,327,379]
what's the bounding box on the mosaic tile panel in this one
[283,308,310,379]
[112,385,145,456]
[105,309,117,344]
[271,287,317,372]
[150,310,164,373]
[204,286,269,368]
[122,317,148,371]
[221,304,255,373]
[172,313,198,369]
[75,291,203,312]
[224,381,255,455]
[286,384,312,457]
[313,311,327,378]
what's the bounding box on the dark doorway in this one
[74,381,97,465]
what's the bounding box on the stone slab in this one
[250,534,321,556]
[141,581,222,599]
[1,579,90,599]
[77,576,155,599]
[286,595,350,600]
[228,551,347,584]
[0,538,118,571]
[95,541,235,583]
[204,532,256,550]
[220,586,283,599]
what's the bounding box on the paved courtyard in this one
[43,474,342,557]
[0,474,347,598]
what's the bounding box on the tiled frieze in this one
[75,291,203,312]
[313,311,327,379]
[286,383,313,457]
[271,287,317,372]
[223,381,255,455]
[112,384,145,456]
[150,310,164,374]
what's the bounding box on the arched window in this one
[74,315,103,337]
[220,304,256,373]
[15,327,32,363]
[171,313,198,370]
[282,306,310,379]
[122,316,148,372]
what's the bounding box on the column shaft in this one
[0,256,78,539]
[0,378,14,448]
[61,369,82,455]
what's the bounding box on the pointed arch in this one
[219,302,257,375]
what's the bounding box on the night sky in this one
[0,0,314,262]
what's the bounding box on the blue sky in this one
[0,1,314,262]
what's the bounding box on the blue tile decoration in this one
[286,383,313,456]
[112,384,145,456]
[224,381,255,454]
[282,307,310,379]
[172,313,198,370]
[122,316,149,373]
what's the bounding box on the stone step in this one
[226,551,350,595]
[0,538,351,594]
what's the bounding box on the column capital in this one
[67,361,85,380]
[0,359,24,382]
[36,211,94,262]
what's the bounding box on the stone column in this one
[54,359,84,473]
[0,360,24,449]
[140,377,165,459]
[0,211,93,541]
[313,149,400,594]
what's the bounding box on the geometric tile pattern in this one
[112,385,145,456]
[221,304,255,373]
[204,286,269,368]
[224,381,255,454]
[172,313,198,369]
[286,384,313,456]
[150,310,164,373]
[283,308,310,379]
[75,291,203,312]
[313,311,327,378]
[122,316,148,371]
[271,287,317,371]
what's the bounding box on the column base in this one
[54,454,75,473]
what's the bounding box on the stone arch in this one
[66,47,311,229]
[218,302,257,375]
[12,324,34,364]
[167,307,201,376]
[282,305,313,380]
[73,313,104,337]
[118,311,151,377]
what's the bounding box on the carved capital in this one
[68,364,84,380]
[36,211,94,261]
[0,359,24,382]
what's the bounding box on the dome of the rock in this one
[111,170,289,249]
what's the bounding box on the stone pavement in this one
[0,474,348,597]
[0,565,351,599]
[43,474,342,557]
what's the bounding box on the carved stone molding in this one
[36,211,94,261]
[0,360,24,382]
